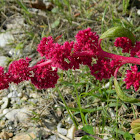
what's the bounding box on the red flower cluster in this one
[31,60,59,89]
[0,28,140,91]
[124,65,140,91]
[114,37,133,53]
[73,28,99,67]
[37,28,99,70]
[0,67,10,90]
[37,36,54,57]
[8,57,31,84]
[130,41,140,57]
[90,59,122,80]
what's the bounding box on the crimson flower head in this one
[73,28,99,67]
[74,28,99,55]
[90,58,122,80]
[75,27,99,47]
[37,36,54,57]
[130,41,140,57]
[114,37,133,53]
[0,67,10,90]
[31,59,59,89]
[45,41,75,70]
[8,57,31,84]
[124,65,140,91]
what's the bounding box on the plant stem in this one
[56,86,78,128]
[36,59,52,67]
[98,50,140,65]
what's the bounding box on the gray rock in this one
[47,135,63,140]
[0,56,8,67]
[8,91,19,98]
[5,108,31,123]
[0,32,14,48]
[8,48,22,58]
[57,123,67,136]
[137,9,140,16]
[10,98,20,104]
[65,117,73,124]
[17,93,23,98]
[28,99,38,104]
[1,97,10,110]
[67,125,76,139]
[3,109,10,115]
[8,91,23,99]
[0,100,3,105]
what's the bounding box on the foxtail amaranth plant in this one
[0,26,140,103]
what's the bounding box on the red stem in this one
[98,50,140,65]
[36,59,52,67]
[30,59,52,71]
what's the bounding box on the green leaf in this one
[100,26,135,45]
[132,127,140,134]
[51,19,60,29]
[131,119,140,129]
[123,132,133,140]
[114,78,140,103]
[16,0,30,15]
[52,7,59,13]
[135,133,140,140]
[15,43,24,50]
[81,135,95,140]
[82,125,94,135]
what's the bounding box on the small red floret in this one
[114,37,133,53]
[31,59,59,89]
[124,65,140,91]
[8,57,31,84]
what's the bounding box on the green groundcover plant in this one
[0,26,140,139]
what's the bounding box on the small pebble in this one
[1,97,9,110]
[57,123,67,136]
[137,9,140,16]
[67,125,76,139]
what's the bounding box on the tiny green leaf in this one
[51,19,60,29]
[100,26,135,45]
[82,125,94,135]
[16,0,31,15]
[114,78,140,103]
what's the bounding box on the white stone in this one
[17,92,23,98]
[0,56,8,67]
[47,135,63,140]
[1,97,9,110]
[5,108,31,123]
[3,109,10,114]
[0,100,3,105]
[137,9,140,16]
[0,32,14,48]
[57,123,67,136]
[102,82,110,89]
[8,91,18,98]
[65,117,73,124]
[67,125,76,139]
[108,108,116,119]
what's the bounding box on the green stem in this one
[70,70,87,125]
[116,94,119,139]
[56,86,78,128]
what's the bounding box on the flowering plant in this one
[0,26,140,102]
